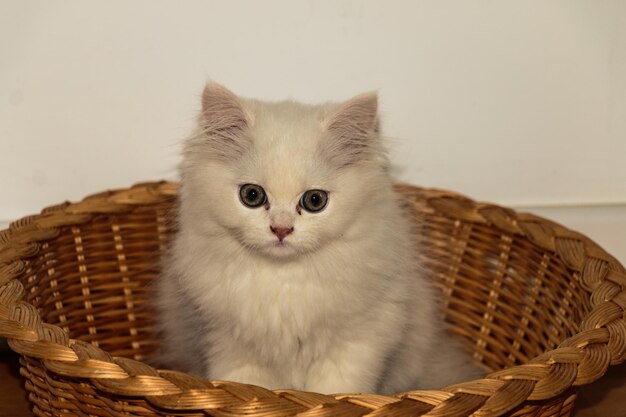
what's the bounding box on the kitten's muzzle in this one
[270,225,294,242]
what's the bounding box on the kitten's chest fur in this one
[215,258,335,336]
[174,229,403,362]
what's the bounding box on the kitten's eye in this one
[300,190,328,213]
[239,184,267,208]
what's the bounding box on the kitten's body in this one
[156,84,481,394]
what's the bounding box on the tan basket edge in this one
[0,181,624,417]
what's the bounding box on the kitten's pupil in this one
[248,189,258,200]
[311,193,320,206]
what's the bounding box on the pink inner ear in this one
[197,82,254,161]
[325,93,378,137]
[320,93,380,167]
[201,82,249,131]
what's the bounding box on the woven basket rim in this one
[1,180,625,417]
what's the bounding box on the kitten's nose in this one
[270,225,294,241]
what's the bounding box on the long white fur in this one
[156,83,482,394]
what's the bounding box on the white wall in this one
[1,1,625,261]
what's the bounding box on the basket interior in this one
[413,206,591,370]
[15,191,591,373]
[17,202,172,362]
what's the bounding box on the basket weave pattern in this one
[0,182,625,417]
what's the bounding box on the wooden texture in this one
[0,181,625,417]
[5,349,625,417]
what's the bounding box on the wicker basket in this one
[1,181,624,417]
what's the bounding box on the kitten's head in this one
[181,82,392,260]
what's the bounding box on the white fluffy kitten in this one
[156,83,481,394]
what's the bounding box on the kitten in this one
[156,82,482,394]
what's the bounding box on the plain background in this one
[1,0,625,262]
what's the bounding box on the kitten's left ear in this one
[325,92,378,136]
[322,92,379,165]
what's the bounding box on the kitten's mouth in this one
[260,239,300,259]
[255,238,313,259]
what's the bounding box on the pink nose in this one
[270,225,294,241]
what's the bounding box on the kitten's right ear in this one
[200,82,252,159]
[202,82,252,132]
